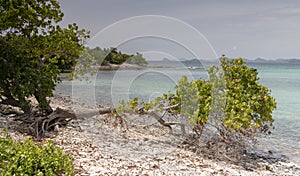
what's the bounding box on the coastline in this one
[2,93,299,175]
[98,63,146,70]
[83,63,204,71]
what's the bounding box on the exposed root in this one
[11,107,76,139]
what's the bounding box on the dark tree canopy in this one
[86,47,148,66]
[0,0,89,113]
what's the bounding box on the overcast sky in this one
[58,0,300,60]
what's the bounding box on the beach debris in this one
[8,107,76,139]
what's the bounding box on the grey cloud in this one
[57,0,300,59]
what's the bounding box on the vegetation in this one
[115,57,277,142]
[0,0,277,172]
[0,132,74,175]
[0,0,147,114]
[125,53,148,65]
[0,0,89,114]
[86,47,147,66]
[213,58,276,135]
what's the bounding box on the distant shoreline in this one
[98,64,205,71]
[61,57,300,73]
[60,63,205,73]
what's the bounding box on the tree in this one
[86,47,148,66]
[125,52,148,66]
[86,46,107,66]
[208,58,277,139]
[109,57,276,143]
[0,0,89,114]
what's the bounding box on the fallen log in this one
[98,103,185,133]
[98,107,117,115]
[12,107,76,139]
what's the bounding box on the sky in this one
[58,0,300,60]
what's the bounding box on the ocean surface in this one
[56,61,300,164]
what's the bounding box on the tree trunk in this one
[19,97,31,114]
[34,92,53,114]
[0,86,31,114]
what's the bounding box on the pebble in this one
[2,94,300,176]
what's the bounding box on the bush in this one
[209,58,276,136]
[116,57,277,141]
[0,132,74,176]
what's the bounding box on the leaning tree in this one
[106,57,277,145]
[0,0,89,114]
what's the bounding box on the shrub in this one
[209,58,276,136]
[0,132,74,176]
[115,57,277,141]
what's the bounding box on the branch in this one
[162,103,180,111]
[98,107,116,115]
[98,103,183,132]
[147,111,179,130]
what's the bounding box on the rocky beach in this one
[1,93,299,175]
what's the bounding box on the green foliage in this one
[175,76,212,125]
[0,133,74,175]
[116,98,139,114]
[0,0,89,113]
[85,47,109,66]
[125,53,148,66]
[104,48,130,65]
[142,95,167,111]
[86,47,148,66]
[219,58,276,133]
[119,76,211,130]
[117,57,276,138]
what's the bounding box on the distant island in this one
[84,56,300,72]
[61,47,148,72]
[244,58,300,64]
[152,57,300,65]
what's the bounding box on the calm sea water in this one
[56,61,300,164]
[249,62,300,164]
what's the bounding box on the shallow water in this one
[250,63,300,164]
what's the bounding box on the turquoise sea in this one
[249,62,300,164]
[56,61,300,164]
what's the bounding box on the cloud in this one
[57,0,300,59]
[268,7,300,16]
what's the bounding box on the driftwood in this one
[98,107,117,115]
[98,107,129,129]
[13,107,76,139]
[98,103,185,133]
